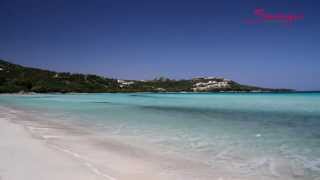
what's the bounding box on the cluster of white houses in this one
[117,80,135,88]
[192,78,231,91]
[116,77,232,91]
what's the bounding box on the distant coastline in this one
[0,59,293,93]
[4,91,320,97]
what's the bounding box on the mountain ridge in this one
[0,59,293,93]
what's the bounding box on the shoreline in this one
[0,106,113,180]
[2,91,319,97]
[0,106,221,180]
[0,104,314,180]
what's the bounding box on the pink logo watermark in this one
[245,8,304,25]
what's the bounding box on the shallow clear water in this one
[1,93,320,179]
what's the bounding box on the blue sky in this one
[1,0,319,90]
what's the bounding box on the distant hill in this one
[0,59,293,93]
[0,60,119,93]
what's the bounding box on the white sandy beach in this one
[0,105,306,180]
[0,106,223,180]
[0,109,107,180]
[1,108,134,180]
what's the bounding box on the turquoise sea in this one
[1,93,320,179]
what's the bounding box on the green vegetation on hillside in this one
[0,60,292,93]
[0,60,119,93]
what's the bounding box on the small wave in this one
[92,101,112,104]
[50,145,117,180]
[280,145,320,174]
[41,135,61,139]
[22,96,54,99]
